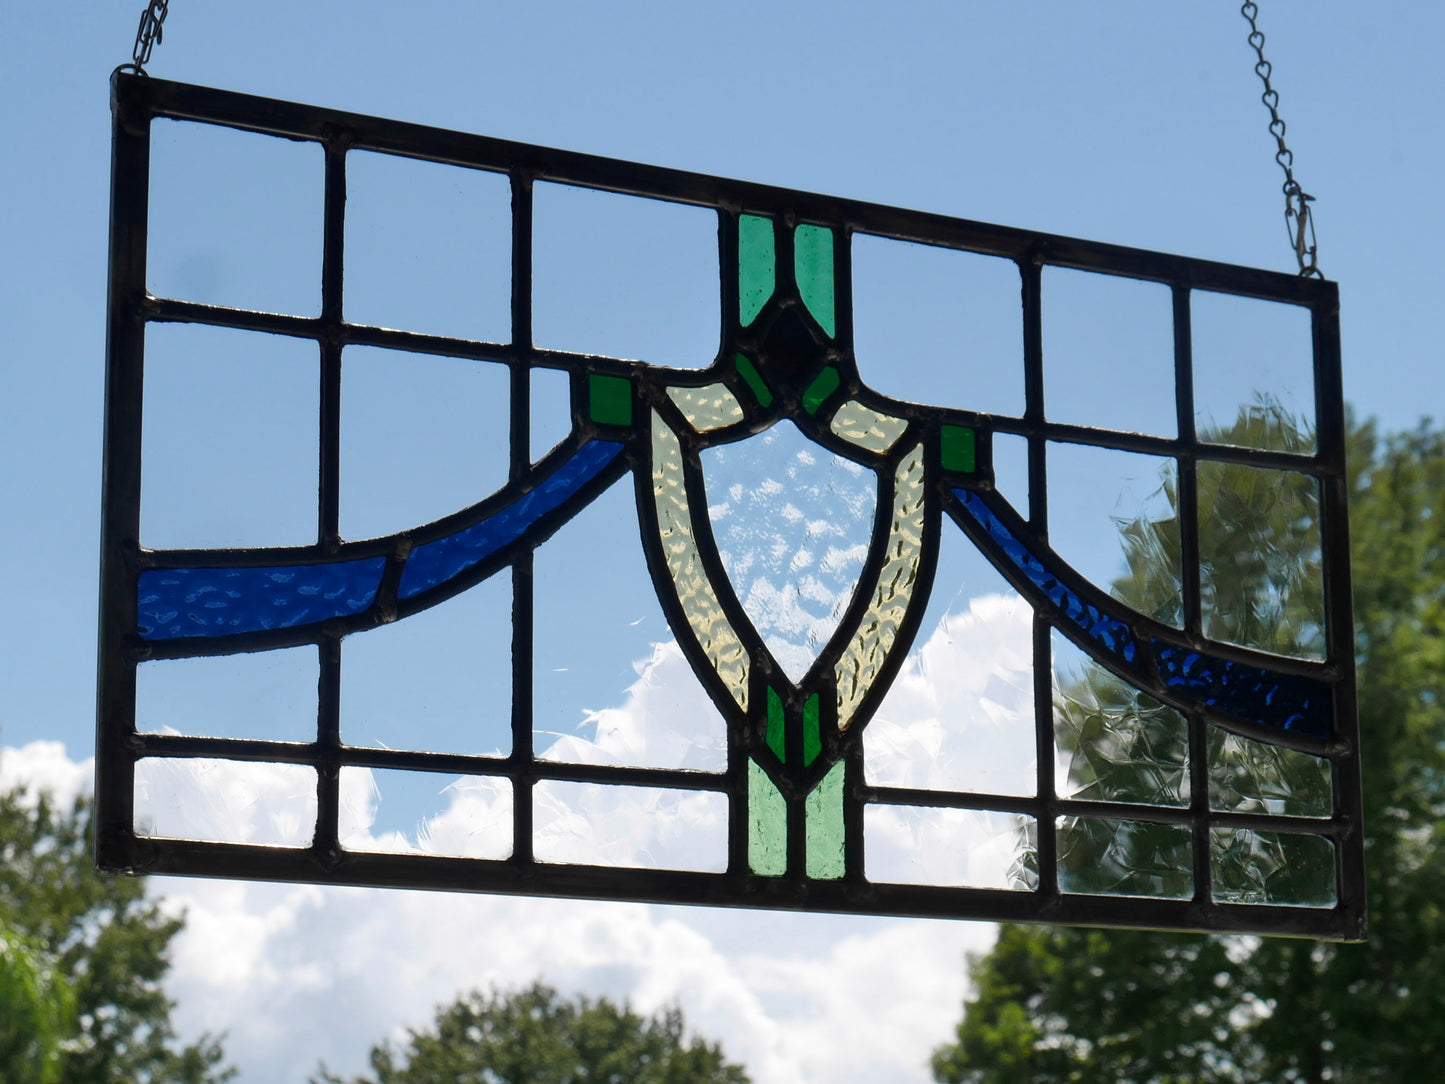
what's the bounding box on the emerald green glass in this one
[733,353,773,408]
[793,224,835,336]
[588,373,633,426]
[766,686,786,762]
[940,424,976,473]
[801,366,841,416]
[738,215,775,327]
[805,761,845,879]
[802,692,821,767]
[748,758,787,876]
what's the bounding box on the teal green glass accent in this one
[805,761,845,879]
[738,215,775,328]
[588,373,633,426]
[734,353,773,408]
[802,692,821,767]
[940,424,976,473]
[766,686,786,763]
[748,759,788,876]
[793,224,835,336]
[801,366,841,416]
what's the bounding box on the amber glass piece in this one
[666,382,744,433]
[803,692,821,767]
[940,424,976,474]
[738,215,775,328]
[588,373,633,426]
[830,399,908,453]
[748,759,787,876]
[793,224,835,336]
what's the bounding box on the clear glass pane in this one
[341,572,512,756]
[533,781,727,871]
[141,323,318,550]
[134,758,316,847]
[534,481,727,771]
[1211,828,1335,906]
[1209,727,1331,818]
[338,767,512,859]
[865,806,1037,889]
[701,421,877,682]
[531,366,573,462]
[852,234,1023,415]
[533,183,718,367]
[1192,291,1315,453]
[137,647,317,742]
[1054,630,1189,807]
[1043,267,1176,438]
[1198,460,1324,658]
[992,432,1029,515]
[344,151,510,342]
[1047,442,1182,626]
[866,525,1036,796]
[148,119,322,316]
[340,346,510,541]
[1057,816,1193,898]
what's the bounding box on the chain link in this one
[1240,2,1321,278]
[119,0,171,77]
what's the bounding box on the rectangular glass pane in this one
[338,767,512,859]
[134,758,317,847]
[533,781,727,872]
[1057,816,1193,899]
[1211,828,1335,906]
[1208,726,1331,818]
[866,805,1037,890]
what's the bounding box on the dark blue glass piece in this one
[399,440,624,598]
[954,489,1136,662]
[1150,643,1331,739]
[139,558,386,640]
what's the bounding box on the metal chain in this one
[120,0,171,77]
[1241,1,1321,278]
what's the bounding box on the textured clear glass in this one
[667,382,745,432]
[748,759,787,876]
[1198,461,1324,658]
[1043,267,1176,438]
[651,414,750,709]
[805,762,845,879]
[829,399,908,453]
[134,758,317,847]
[866,806,1037,889]
[834,444,927,729]
[852,234,1024,415]
[1047,442,1182,627]
[342,572,512,756]
[340,346,510,542]
[1057,816,1193,898]
[865,524,1036,796]
[338,767,512,858]
[137,647,317,742]
[344,150,511,341]
[1211,828,1335,906]
[148,120,322,316]
[793,224,835,336]
[1209,727,1332,817]
[1054,631,1189,807]
[1193,291,1316,454]
[701,421,878,684]
[538,477,727,771]
[533,781,727,872]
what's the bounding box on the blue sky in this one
[2,3,1442,1081]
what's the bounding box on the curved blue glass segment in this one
[398,439,625,599]
[139,558,386,640]
[1151,644,1331,739]
[953,488,1136,662]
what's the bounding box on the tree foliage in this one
[934,411,1445,1082]
[0,787,232,1084]
[314,981,751,1084]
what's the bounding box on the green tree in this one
[314,981,751,1084]
[0,916,76,1084]
[0,786,232,1083]
[933,413,1445,1082]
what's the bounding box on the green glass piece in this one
[734,353,773,408]
[802,692,821,767]
[588,373,633,426]
[801,366,841,416]
[940,424,976,473]
[738,215,775,328]
[793,224,835,336]
[805,761,845,880]
[748,758,787,877]
[766,686,786,763]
